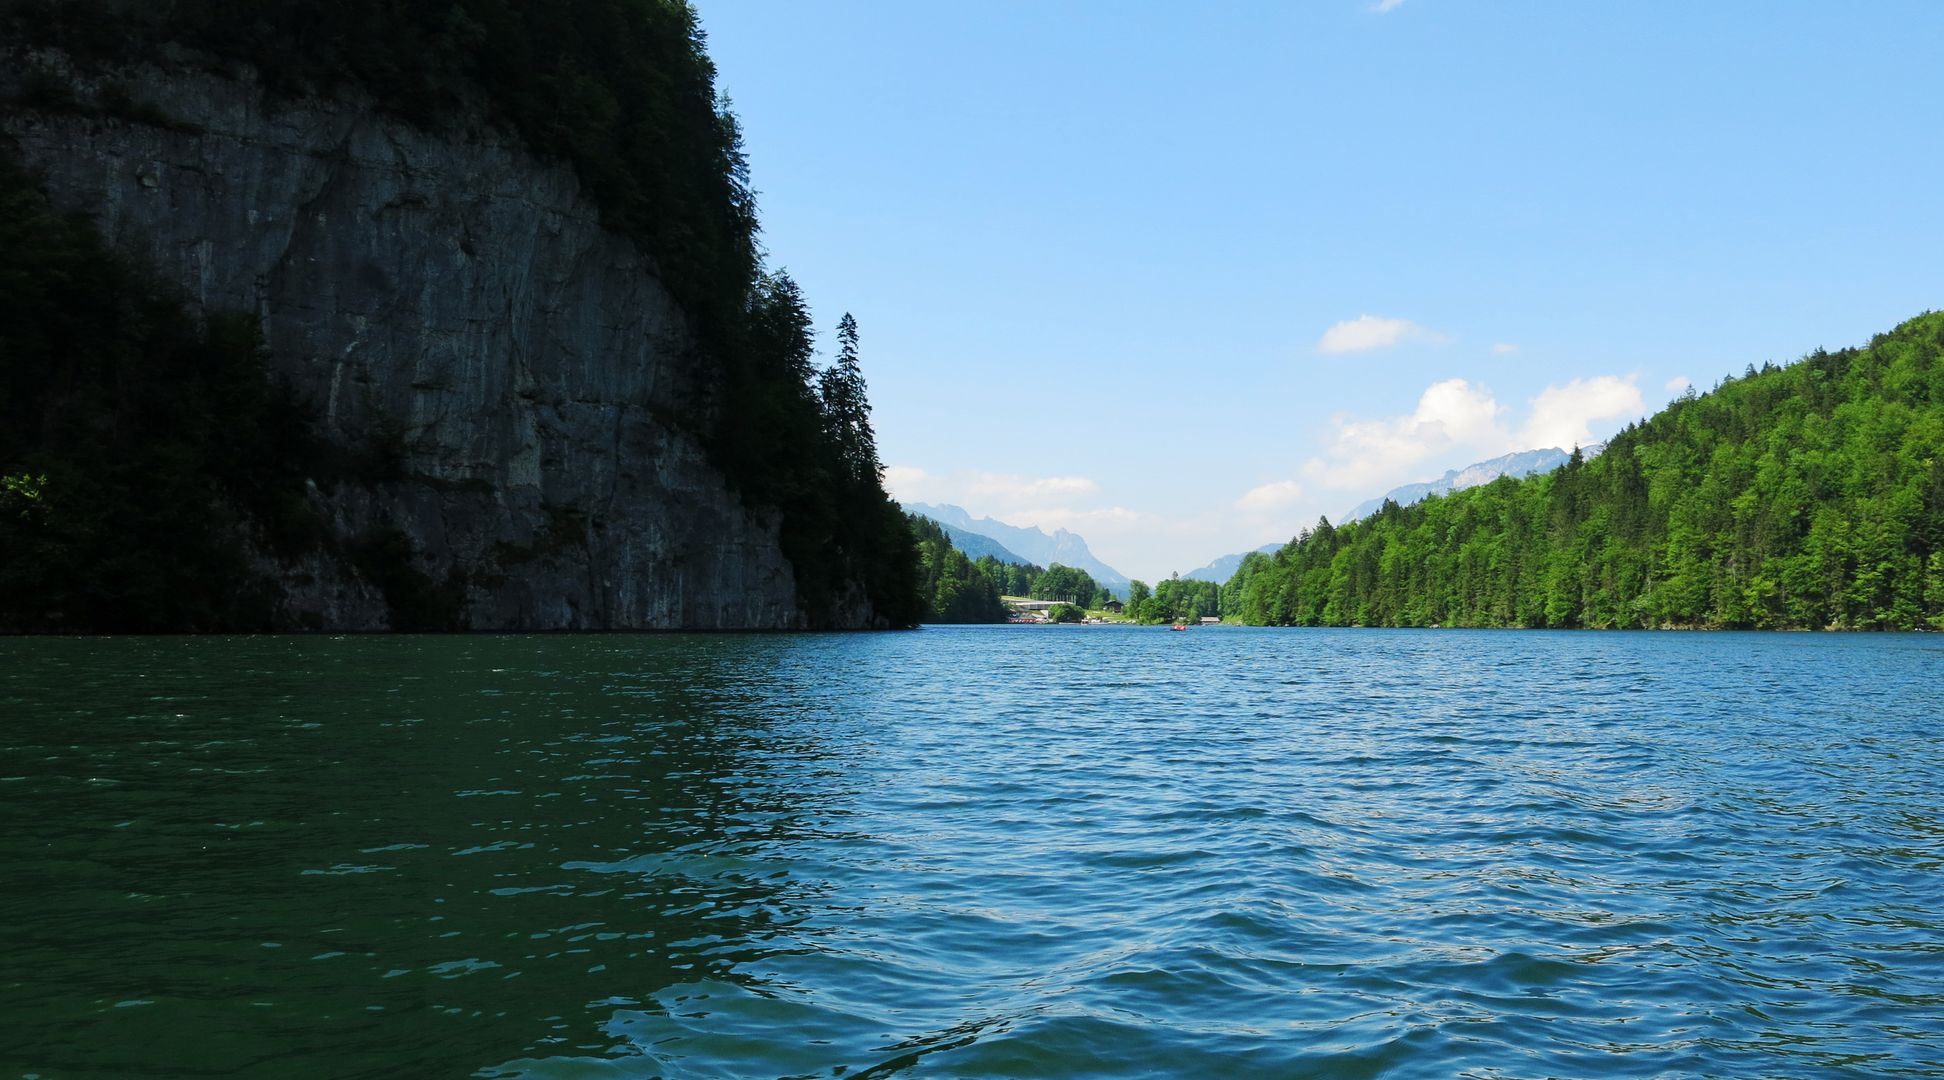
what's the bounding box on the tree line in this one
[1123,576,1221,624]
[907,515,1120,623]
[1223,312,1944,630]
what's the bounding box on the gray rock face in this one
[0,49,846,629]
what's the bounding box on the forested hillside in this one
[909,516,1010,624]
[1225,313,1944,630]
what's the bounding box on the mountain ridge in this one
[1183,544,1284,583]
[1181,445,1605,583]
[902,503,1130,595]
[1342,445,1606,523]
[910,517,1031,566]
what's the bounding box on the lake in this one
[2,627,1939,1078]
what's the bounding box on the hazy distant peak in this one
[1342,443,1605,523]
[902,502,1130,591]
[1181,542,1285,583]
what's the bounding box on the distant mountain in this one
[1182,543,1283,583]
[903,503,1130,596]
[915,517,1030,566]
[1341,444,1606,523]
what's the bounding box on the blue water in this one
[1,627,1940,1078]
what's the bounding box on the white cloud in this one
[1316,314,1446,355]
[1004,506,1145,533]
[1517,375,1644,451]
[1235,480,1304,513]
[1492,342,1519,354]
[893,368,1635,577]
[1665,374,1692,393]
[1302,377,1508,491]
[882,465,928,501]
[1415,378,1507,443]
[1297,370,1646,498]
[1372,0,1407,11]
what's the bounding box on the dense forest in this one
[1124,577,1222,625]
[0,0,920,629]
[1224,313,1944,630]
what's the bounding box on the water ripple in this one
[1,628,1940,1078]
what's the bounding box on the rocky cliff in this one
[1,48,845,630]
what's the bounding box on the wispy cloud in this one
[1665,374,1693,393]
[1004,506,1145,533]
[1235,480,1305,513]
[1371,0,1407,12]
[1316,314,1447,355]
[968,473,1097,502]
[1302,377,1506,491]
[883,467,1099,510]
[882,464,928,496]
[1492,342,1519,354]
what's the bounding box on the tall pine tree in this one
[819,313,880,486]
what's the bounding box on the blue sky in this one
[696,0,1944,582]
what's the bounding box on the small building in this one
[1102,600,1124,614]
[1199,616,1220,624]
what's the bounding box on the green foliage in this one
[1045,603,1085,623]
[907,515,1009,623]
[1227,314,1944,630]
[1,472,48,521]
[1029,563,1109,608]
[976,555,1039,598]
[1118,575,1219,623]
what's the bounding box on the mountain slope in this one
[1187,444,1606,583]
[1183,544,1283,583]
[913,518,1031,566]
[1342,446,1604,523]
[903,503,1130,594]
[1224,314,1944,630]
[906,515,1009,623]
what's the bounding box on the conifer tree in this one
[819,313,880,485]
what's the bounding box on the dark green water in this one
[2,628,1940,1078]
